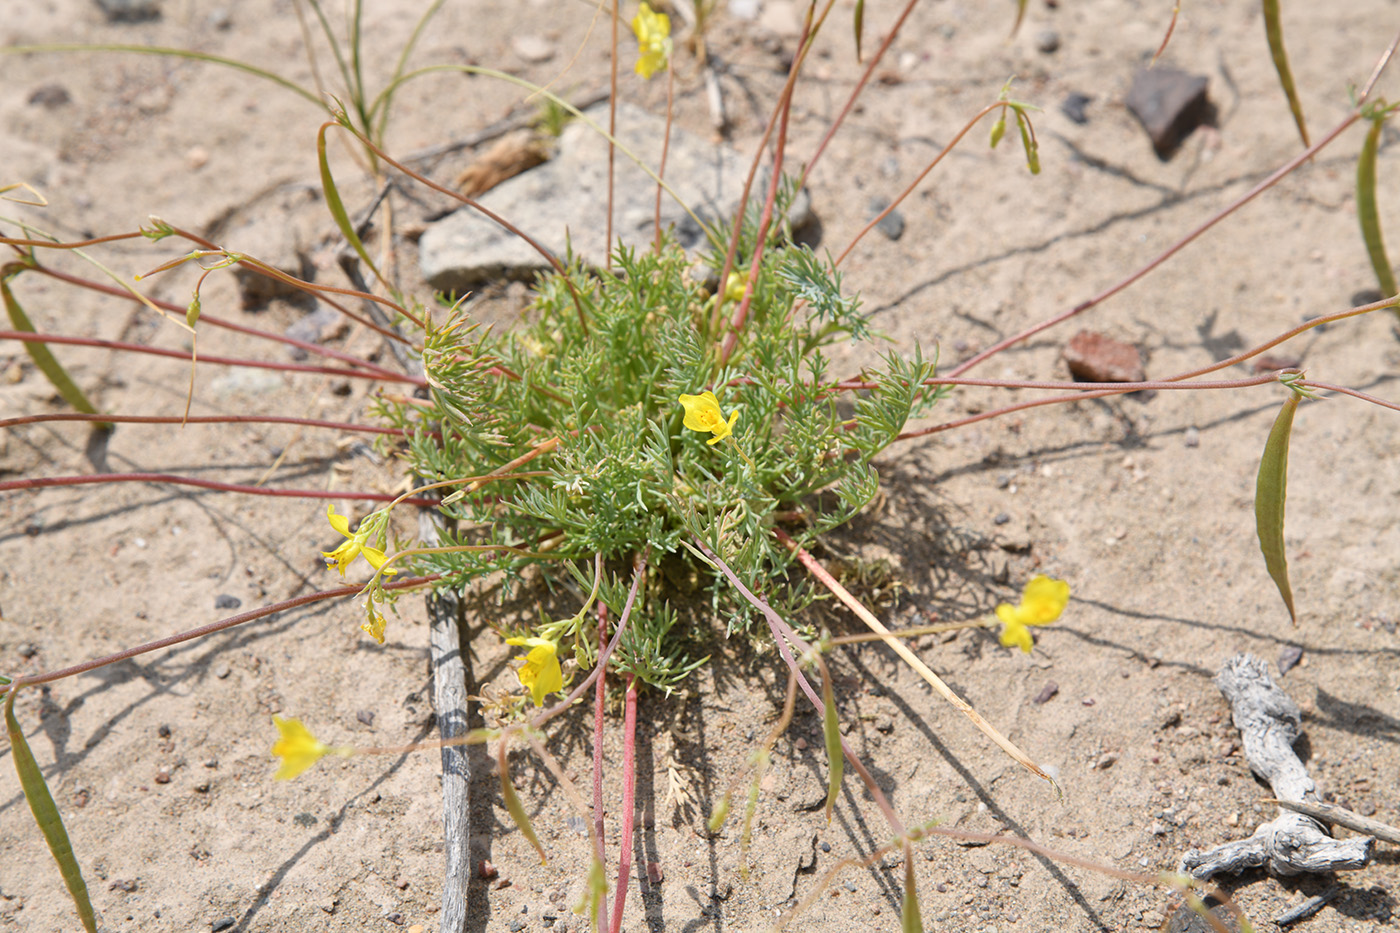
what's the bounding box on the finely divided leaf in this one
[1255,393,1300,624]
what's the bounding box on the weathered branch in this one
[1179,654,1374,879]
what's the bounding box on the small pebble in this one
[1033,682,1059,704]
[820,841,831,853]
[866,197,905,241]
[512,34,556,63]
[1035,29,1060,53]
[1060,91,1091,125]
[385,912,405,926]
[1278,644,1304,676]
[27,84,71,109]
[994,512,1011,525]
[646,861,664,883]
[158,724,172,738]
[194,782,210,793]
[1184,427,1200,448]
[211,919,236,932]
[155,767,172,784]
[1082,697,1096,707]
[357,709,376,726]
[17,643,38,659]
[479,860,499,880]
[508,920,525,932]
[204,758,219,768]
[1096,753,1118,770]
[214,663,231,679]
[794,736,808,750]
[109,879,138,892]
[214,593,242,610]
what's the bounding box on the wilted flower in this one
[996,575,1070,653]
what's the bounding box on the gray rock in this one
[420,102,763,292]
[867,197,904,241]
[1035,29,1060,54]
[1126,67,1211,158]
[27,84,71,109]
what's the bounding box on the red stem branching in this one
[0,575,441,697]
[0,471,439,506]
[0,329,422,385]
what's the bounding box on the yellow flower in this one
[678,391,739,445]
[271,716,331,780]
[724,272,748,303]
[996,575,1070,653]
[631,2,672,80]
[506,636,564,706]
[321,504,397,578]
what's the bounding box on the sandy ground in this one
[3,1,1400,931]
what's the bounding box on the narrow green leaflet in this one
[821,671,843,822]
[1255,392,1300,623]
[901,846,923,933]
[1263,0,1309,147]
[5,685,99,933]
[1,271,104,424]
[498,743,547,863]
[1357,113,1399,314]
[317,119,383,286]
[853,0,865,61]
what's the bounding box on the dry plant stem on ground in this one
[1180,655,1375,879]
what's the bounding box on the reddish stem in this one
[1,412,411,436]
[30,266,410,375]
[0,472,438,507]
[946,109,1362,378]
[0,329,423,385]
[609,674,638,933]
[592,599,611,933]
[0,574,440,695]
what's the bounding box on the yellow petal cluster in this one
[631,2,672,80]
[996,575,1070,653]
[506,636,564,706]
[321,504,397,578]
[678,391,739,445]
[271,716,331,781]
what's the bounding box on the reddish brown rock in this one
[1062,331,1145,383]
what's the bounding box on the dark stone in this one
[1061,92,1091,125]
[214,593,242,610]
[1032,682,1059,704]
[210,919,236,932]
[94,0,162,23]
[994,512,1010,525]
[1277,644,1304,676]
[356,709,376,726]
[1035,30,1060,54]
[1062,330,1145,383]
[1125,67,1211,158]
[27,84,71,109]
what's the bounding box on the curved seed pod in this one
[1255,392,1301,624]
[5,684,98,933]
[1263,0,1309,147]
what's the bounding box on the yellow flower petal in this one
[998,620,1034,654]
[512,640,563,706]
[321,539,362,577]
[631,2,672,79]
[360,546,398,576]
[995,575,1070,654]
[271,716,330,780]
[325,503,353,538]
